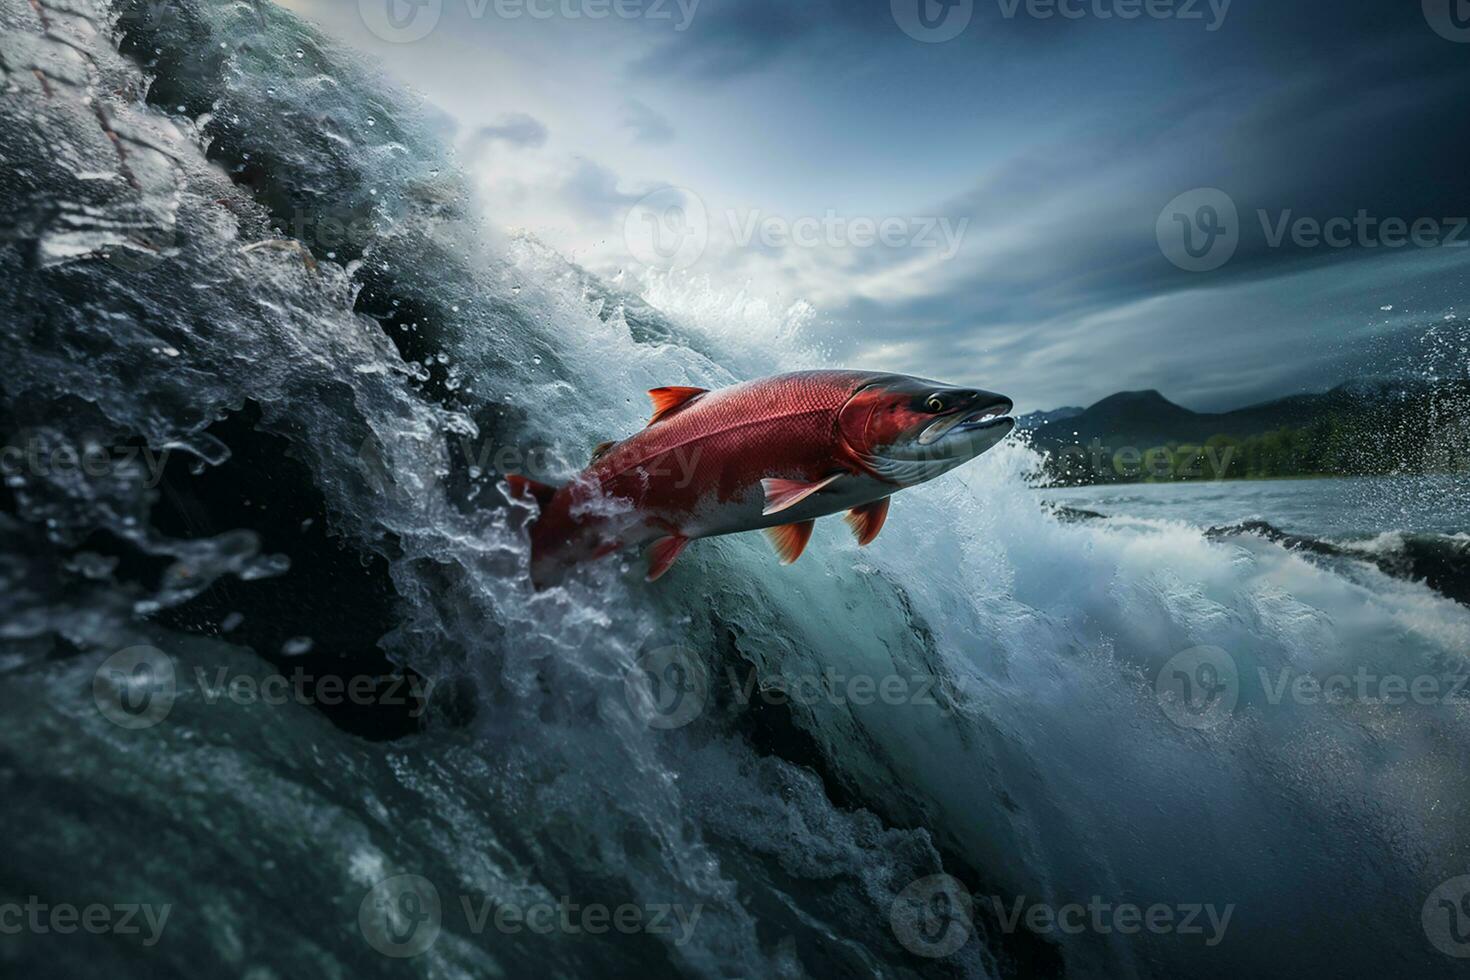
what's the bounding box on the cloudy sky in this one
[283,0,1470,411]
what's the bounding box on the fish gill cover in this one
[0,1,1468,978]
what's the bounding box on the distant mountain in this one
[1023,378,1470,484]
[1015,405,1083,430]
[1023,380,1442,449]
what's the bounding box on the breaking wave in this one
[2,2,1468,978]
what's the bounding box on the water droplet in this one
[532,355,542,365]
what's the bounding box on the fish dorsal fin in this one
[845,497,890,547]
[761,474,842,516]
[647,386,708,425]
[505,474,557,509]
[590,440,617,463]
[645,534,690,582]
[765,520,815,565]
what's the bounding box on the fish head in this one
[838,374,1015,485]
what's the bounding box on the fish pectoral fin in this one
[845,497,890,547]
[590,440,616,463]
[760,473,843,516]
[645,534,690,582]
[647,386,709,425]
[505,474,557,510]
[765,520,815,566]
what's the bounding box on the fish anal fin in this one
[765,520,815,565]
[505,474,557,510]
[647,386,708,425]
[761,473,842,516]
[646,535,690,582]
[845,497,890,546]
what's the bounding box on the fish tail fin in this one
[505,475,561,589]
[505,474,558,512]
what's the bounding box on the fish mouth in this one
[918,398,1015,446]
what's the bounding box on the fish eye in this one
[925,396,945,413]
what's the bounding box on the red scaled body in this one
[508,369,1014,587]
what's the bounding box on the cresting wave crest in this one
[1,2,1468,978]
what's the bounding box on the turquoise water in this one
[1039,475,1469,540]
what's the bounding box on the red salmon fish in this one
[507,370,1014,588]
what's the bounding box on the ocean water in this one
[1040,475,1470,540]
[2,3,1469,980]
